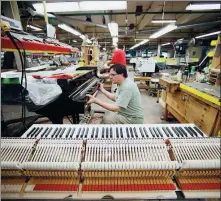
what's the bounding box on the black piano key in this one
[116,127,119,138]
[41,128,49,138]
[110,127,113,138]
[178,127,188,137]
[34,127,43,138]
[120,127,123,138]
[102,127,105,138]
[76,128,81,138]
[175,127,184,137]
[80,128,85,138]
[193,126,204,136]
[129,127,134,138]
[27,127,36,137]
[84,128,89,138]
[133,127,138,138]
[65,128,71,138]
[139,127,145,138]
[153,127,159,137]
[171,127,180,137]
[106,127,109,139]
[91,128,95,138]
[59,128,66,138]
[44,127,52,138]
[188,127,198,137]
[143,127,149,138]
[162,127,169,137]
[184,127,194,137]
[51,128,58,138]
[126,127,130,138]
[156,127,163,137]
[149,128,155,137]
[70,128,76,138]
[166,127,174,137]
[30,127,40,138]
[95,128,99,138]
[55,128,62,138]
[174,127,183,137]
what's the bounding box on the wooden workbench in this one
[159,78,220,136]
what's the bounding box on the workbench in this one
[159,78,221,136]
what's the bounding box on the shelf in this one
[1,37,76,54]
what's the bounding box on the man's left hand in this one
[86,94,97,104]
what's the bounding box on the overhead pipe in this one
[56,10,220,17]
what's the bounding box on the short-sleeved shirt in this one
[111,49,126,67]
[114,78,144,119]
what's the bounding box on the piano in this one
[25,67,100,124]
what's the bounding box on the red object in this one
[164,138,170,144]
[48,74,73,79]
[32,75,42,79]
[1,37,72,54]
[181,183,220,190]
[111,49,126,67]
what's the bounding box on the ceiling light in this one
[80,35,85,40]
[33,1,126,13]
[161,42,171,46]
[79,1,127,11]
[72,40,77,42]
[58,24,81,36]
[27,25,42,31]
[33,2,79,13]
[152,20,176,23]
[149,24,177,39]
[87,39,92,44]
[186,3,221,10]
[195,31,221,39]
[130,39,149,50]
[108,22,118,37]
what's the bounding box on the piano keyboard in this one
[21,124,206,139]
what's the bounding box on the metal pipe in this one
[56,10,220,17]
[177,20,221,29]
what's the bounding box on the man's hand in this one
[86,94,97,104]
[98,83,104,91]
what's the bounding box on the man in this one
[87,64,144,124]
[106,46,126,67]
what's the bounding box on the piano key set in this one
[1,124,220,200]
[21,123,206,139]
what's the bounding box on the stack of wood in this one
[209,68,221,86]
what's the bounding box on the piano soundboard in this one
[21,124,206,139]
[1,124,220,200]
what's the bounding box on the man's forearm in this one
[101,88,116,101]
[95,99,119,112]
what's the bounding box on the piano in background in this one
[25,67,100,124]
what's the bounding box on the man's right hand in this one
[98,83,104,91]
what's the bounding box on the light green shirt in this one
[115,78,144,119]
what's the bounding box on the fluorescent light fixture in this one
[186,3,220,10]
[79,1,127,11]
[150,24,177,39]
[112,37,119,46]
[58,24,81,36]
[108,22,118,37]
[72,40,77,42]
[152,20,176,23]
[161,42,171,46]
[33,1,126,13]
[80,35,85,40]
[130,39,149,50]
[87,39,92,44]
[195,31,221,39]
[27,25,42,31]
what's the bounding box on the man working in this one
[87,64,144,124]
